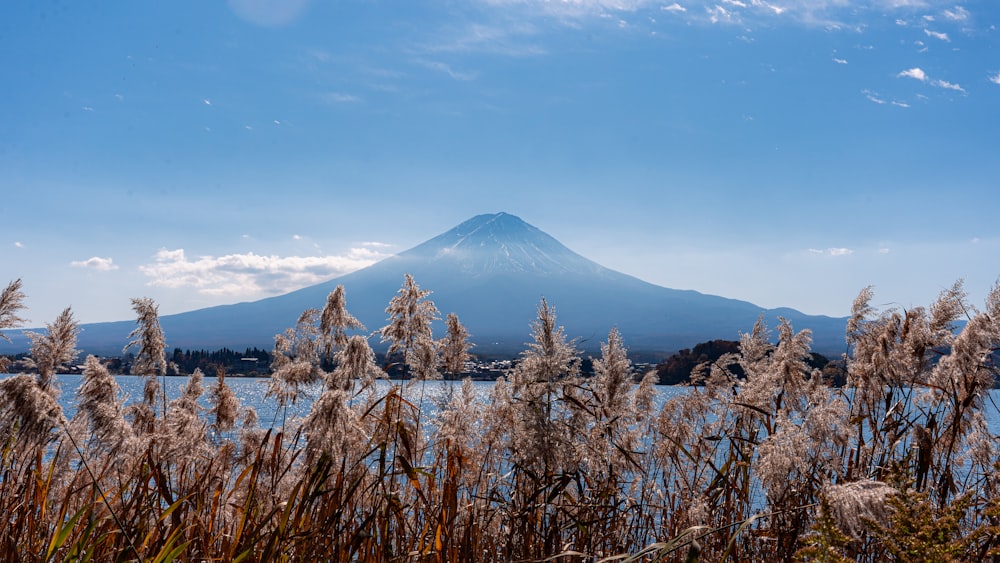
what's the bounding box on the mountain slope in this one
[0,213,848,357]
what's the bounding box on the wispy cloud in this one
[420,22,546,57]
[318,91,362,104]
[989,72,1000,85]
[808,247,853,256]
[139,247,392,297]
[707,5,737,24]
[70,257,119,271]
[418,60,479,81]
[862,89,907,107]
[863,89,887,104]
[923,28,949,41]
[478,0,936,28]
[833,57,848,64]
[934,79,964,92]
[14,242,24,249]
[896,67,964,93]
[942,6,969,21]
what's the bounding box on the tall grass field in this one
[2,277,1000,562]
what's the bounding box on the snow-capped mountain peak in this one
[401,212,602,277]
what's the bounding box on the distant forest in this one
[653,339,845,386]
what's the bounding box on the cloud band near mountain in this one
[139,247,391,297]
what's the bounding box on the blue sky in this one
[2,0,998,327]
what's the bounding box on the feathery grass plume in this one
[582,327,640,475]
[123,297,167,435]
[72,354,132,455]
[302,386,361,464]
[0,278,27,342]
[319,284,365,364]
[208,367,240,437]
[922,281,1000,506]
[633,368,659,420]
[0,291,26,400]
[820,480,896,542]
[381,273,440,381]
[235,405,265,465]
[592,327,633,418]
[0,374,64,451]
[307,335,383,464]
[843,288,936,485]
[508,297,581,472]
[434,377,481,454]
[440,312,474,378]
[267,308,324,409]
[0,307,78,463]
[165,368,208,460]
[328,334,385,392]
[24,307,79,392]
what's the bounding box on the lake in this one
[4,373,1000,434]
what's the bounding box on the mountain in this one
[0,213,848,358]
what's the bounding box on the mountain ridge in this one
[0,213,848,358]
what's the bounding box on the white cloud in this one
[878,248,891,254]
[70,256,119,271]
[139,247,392,297]
[896,67,964,93]
[897,67,928,81]
[722,0,747,7]
[942,6,969,21]
[292,234,303,240]
[933,79,964,92]
[833,57,848,64]
[662,3,686,12]
[923,29,949,41]
[863,89,910,107]
[754,0,784,15]
[14,241,24,248]
[989,72,1000,85]
[863,89,886,104]
[707,5,737,24]
[203,98,212,106]
[808,247,854,256]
